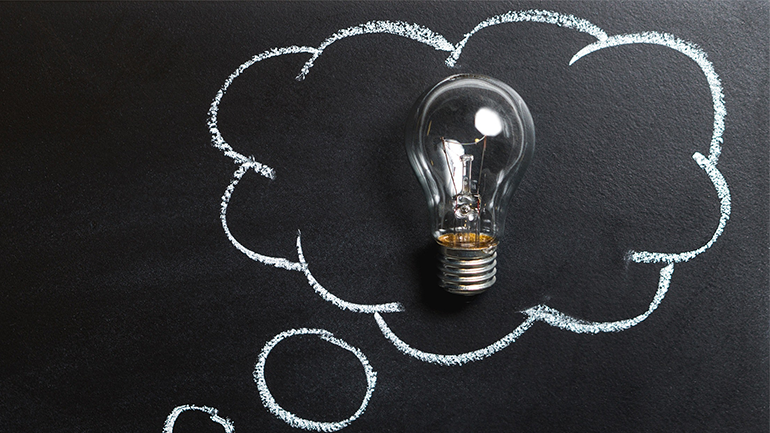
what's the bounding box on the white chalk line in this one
[373,262,674,365]
[571,32,726,166]
[209,42,407,312]
[163,404,235,433]
[522,263,675,333]
[446,9,608,67]
[570,32,730,266]
[374,312,536,366]
[297,20,455,81]
[209,45,321,180]
[254,328,377,432]
[220,162,305,271]
[218,160,405,311]
[295,232,404,314]
[629,152,731,264]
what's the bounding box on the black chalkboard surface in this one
[1,2,768,432]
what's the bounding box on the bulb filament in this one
[440,136,489,247]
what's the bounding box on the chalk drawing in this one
[571,32,726,165]
[254,328,377,432]
[628,152,731,265]
[163,404,234,433]
[220,162,305,271]
[172,9,732,431]
[375,312,536,366]
[446,9,609,67]
[218,160,405,311]
[295,231,405,314]
[521,263,675,334]
[296,20,455,81]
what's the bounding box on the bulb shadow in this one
[411,243,482,314]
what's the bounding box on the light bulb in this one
[406,74,535,295]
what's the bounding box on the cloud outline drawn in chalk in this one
[165,9,731,432]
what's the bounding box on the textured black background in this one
[1,2,768,432]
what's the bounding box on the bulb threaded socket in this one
[437,242,497,295]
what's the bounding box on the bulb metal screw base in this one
[437,242,497,295]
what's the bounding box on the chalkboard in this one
[1,2,768,432]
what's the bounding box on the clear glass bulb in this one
[406,74,535,295]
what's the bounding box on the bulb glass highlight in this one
[406,74,535,295]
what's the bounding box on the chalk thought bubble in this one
[165,9,732,433]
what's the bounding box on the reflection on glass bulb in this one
[406,74,535,295]
[474,107,503,137]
